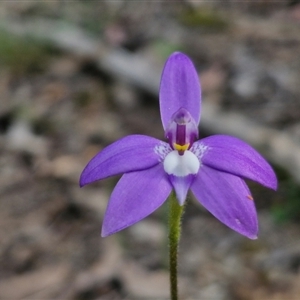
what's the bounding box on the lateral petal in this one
[159,52,201,130]
[80,135,165,187]
[194,135,277,190]
[102,164,172,237]
[191,166,258,239]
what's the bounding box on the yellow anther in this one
[247,195,254,201]
[173,143,190,152]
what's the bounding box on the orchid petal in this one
[80,135,164,187]
[159,52,201,130]
[169,174,195,205]
[102,164,172,237]
[194,135,277,190]
[191,166,258,239]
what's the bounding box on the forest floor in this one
[1,2,300,299]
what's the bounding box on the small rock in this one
[48,56,80,77]
[111,81,139,111]
[230,46,263,98]
[6,121,48,156]
[51,155,83,182]
[71,186,110,218]
[121,262,169,299]
[129,219,165,244]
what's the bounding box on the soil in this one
[1,2,300,300]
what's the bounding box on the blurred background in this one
[0,1,300,299]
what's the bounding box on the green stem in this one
[168,193,184,300]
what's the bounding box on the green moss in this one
[272,179,300,223]
[240,239,264,254]
[152,39,185,62]
[0,29,55,74]
[32,118,55,136]
[180,7,229,31]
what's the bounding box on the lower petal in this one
[102,164,172,237]
[191,166,258,239]
[169,174,195,205]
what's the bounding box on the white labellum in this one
[163,150,200,177]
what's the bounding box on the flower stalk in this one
[168,193,184,300]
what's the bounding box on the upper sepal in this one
[159,52,201,130]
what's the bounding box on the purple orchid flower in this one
[80,52,277,239]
